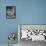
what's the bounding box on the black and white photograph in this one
[6,6,16,19]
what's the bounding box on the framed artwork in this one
[18,24,46,41]
[6,6,16,19]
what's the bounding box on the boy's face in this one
[6,6,16,19]
[7,7,15,16]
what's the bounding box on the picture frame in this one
[6,6,16,19]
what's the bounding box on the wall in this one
[0,0,46,44]
[16,0,46,24]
